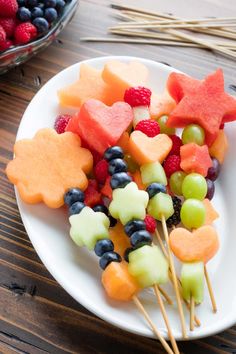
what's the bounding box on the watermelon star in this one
[166,69,236,145]
[109,182,149,225]
[69,207,110,250]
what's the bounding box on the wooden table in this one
[1,0,236,352]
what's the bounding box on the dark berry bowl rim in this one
[0,0,79,73]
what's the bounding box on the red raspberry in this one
[0,38,12,51]
[0,24,6,43]
[94,159,109,184]
[84,179,102,207]
[0,18,16,38]
[135,119,160,137]
[54,114,71,134]
[169,135,182,156]
[124,86,152,107]
[163,155,181,178]
[0,0,18,18]
[14,22,37,45]
[144,215,156,233]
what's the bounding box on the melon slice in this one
[209,130,229,164]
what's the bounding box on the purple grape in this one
[206,178,215,200]
[207,158,221,181]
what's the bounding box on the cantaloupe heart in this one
[77,99,133,155]
[169,226,219,264]
[129,131,172,165]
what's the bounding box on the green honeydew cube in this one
[147,192,174,221]
[69,207,110,250]
[140,162,167,186]
[181,261,204,304]
[128,245,169,288]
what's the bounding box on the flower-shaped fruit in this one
[6,128,93,208]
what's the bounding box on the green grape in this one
[182,124,205,145]
[180,199,205,229]
[169,171,186,195]
[157,115,176,135]
[182,173,207,200]
[124,154,139,173]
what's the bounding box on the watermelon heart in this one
[169,225,219,264]
[77,99,133,155]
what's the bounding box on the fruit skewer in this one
[106,146,179,354]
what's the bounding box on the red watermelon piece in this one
[77,99,133,155]
[65,112,80,134]
[167,69,236,146]
[180,143,212,177]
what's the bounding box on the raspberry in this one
[168,135,182,156]
[124,86,152,107]
[0,0,18,18]
[84,179,102,207]
[135,119,160,137]
[163,155,181,178]
[94,159,109,184]
[166,197,182,228]
[0,18,16,38]
[0,39,12,51]
[144,215,156,233]
[0,25,6,43]
[14,22,37,45]
[54,114,71,134]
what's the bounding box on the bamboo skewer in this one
[111,22,236,30]
[153,285,179,354]
[161,215,187,339]
[204,265,217,313]
[190,296,195,331]
[158,285,173,305]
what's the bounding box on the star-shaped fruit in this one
[109,182,149,225]
[6,129,92,208]
[58,63,114,107]
[166,69,236,145]
[69,207,110,250]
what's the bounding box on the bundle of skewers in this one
[81,3,236,60]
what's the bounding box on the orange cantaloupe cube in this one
[209,130,229,164]
[203,199,219,225]
[109,222,130,258]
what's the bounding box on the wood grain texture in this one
[0,0,236,353]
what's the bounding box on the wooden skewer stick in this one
[155,228,201,327]
[161,215,187,339]
[190,296,195,331]
[158,285,173,305]
[204,265,217,313]
[110,22,236,30]
[153,284,180,354]
[132,295,174,354]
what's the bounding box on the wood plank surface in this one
[0,0,236,353]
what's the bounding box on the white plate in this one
[15,56,236,340]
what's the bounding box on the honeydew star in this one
[109,182,149,225]
[69,207,110,250]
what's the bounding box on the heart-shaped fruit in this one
[129,130,172,165]
[77,99,133,155]
[169,225,219,264]
[102,60,149,102]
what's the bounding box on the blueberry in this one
[146,183,166,199]
[44,0,57,7]
[94,239,114,257]
[31,6,44,18]
[124,247,134,262]
[56,0,65,12]
[44,7,58,22]
[206,178,215,200]
[37,2,45,10]
[92,204,108,215]
[68,202,85,216]
[110,172,132,190]
[99,251,121,270]
[108,158,127,175]
[32,17,49,33]
[104,146,124,162]
[109,215,117,227]
[124,219,146,237]
[17,0,26,6]
[64,188,85,206]
[17,7,31,21]
[26,0,38,7]
[130,230,152,249]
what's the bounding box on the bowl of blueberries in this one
[0,0,78,74]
